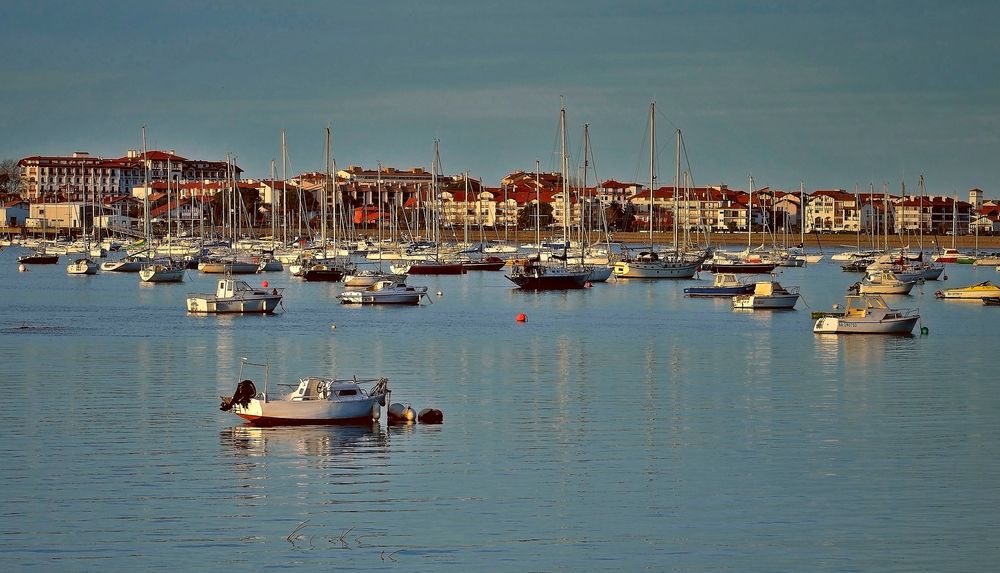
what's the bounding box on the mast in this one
[648,101,655,251]
[560,99,569,250]
[747,174,753,251]
[322,126,330,260]
[535,159,541,256]
[674,127,681,254]
[141,126,150,249]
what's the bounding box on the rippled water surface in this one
[1,248,997,571]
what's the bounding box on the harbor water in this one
[1,248,997,571]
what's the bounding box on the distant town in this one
[1,149,996,239]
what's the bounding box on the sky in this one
[2,0,998,197]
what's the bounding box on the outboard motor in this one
[220,379,257,411]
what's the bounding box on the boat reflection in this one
[222,422,388,458]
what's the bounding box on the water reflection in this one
[222,423,387,458]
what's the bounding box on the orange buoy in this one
[516,313,527,322]
[261,280,269,288]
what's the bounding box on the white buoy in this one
[18,264,26,272]
[331,324,336,330]
[436,290,443,297]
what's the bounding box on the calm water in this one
[1,247,997,572]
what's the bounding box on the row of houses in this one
[6,150,998,236]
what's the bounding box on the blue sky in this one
[2,0,998,196]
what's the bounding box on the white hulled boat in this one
[813,294,920,334]
[186,278,283,313]
[220,358,389,426]
[338,280,428,305]
[732,280,800,309]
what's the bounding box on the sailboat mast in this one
[674,128,681,253]
[141,126,150,247]
[560,99,569,249]
[535,159,541,256]
[322,126,330,259]
[648,101,655,250]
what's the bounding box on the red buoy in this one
[261,280,269,288]
[516,313,527,322]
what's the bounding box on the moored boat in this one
[813,294,920,334]
[505,256,590,290]
[18,250,59,264]
[338,279,429,305]
[66,257,98,275]
[848,269,916,295]
[934,280,1000,300]
[220,358,389,426]
[139,259,185,283]
[186,278,283,313]
[732,280,800,309]
[683,273,755,297]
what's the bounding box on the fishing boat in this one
[848,269,916,295]
[220,358,389,426]
[683,273,755,297]
[813,294,920,334]
[186,277,284,313]
[732,280,800,309]
[934,280,1000,300]
[338,279,429,305]
[17,250,59,264]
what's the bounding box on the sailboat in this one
[66,167,99,275]
[612,102,699,279]
[505,104,590,290]
[393,142,466,275]
[140,142,185,283]
[301,126,356,281]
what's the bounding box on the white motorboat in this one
[849,269,916,295]
[934,280,1000,300]
[813,294,920,334]
[732,280,800,309]
[186,278,284,313]
[220,358,390,425]
[338,280,428,305]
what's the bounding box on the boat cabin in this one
[290,377,364,401]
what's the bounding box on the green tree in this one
[517,202,554,231]
[0,159,24,196]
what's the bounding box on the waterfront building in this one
[18,150,240,202]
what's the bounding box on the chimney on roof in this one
[127,149,138,158]
[72,151,90,158]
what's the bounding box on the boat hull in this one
[684,285,755,297]
[505,273,589,290]
[612,261,698,279]
[186,294,282,313]
[404,262,466,275]
[732,294,799,309]
[813,315,919,334]
[139,266,185,283]
[235,397,381,426]
[18,254,59,264]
